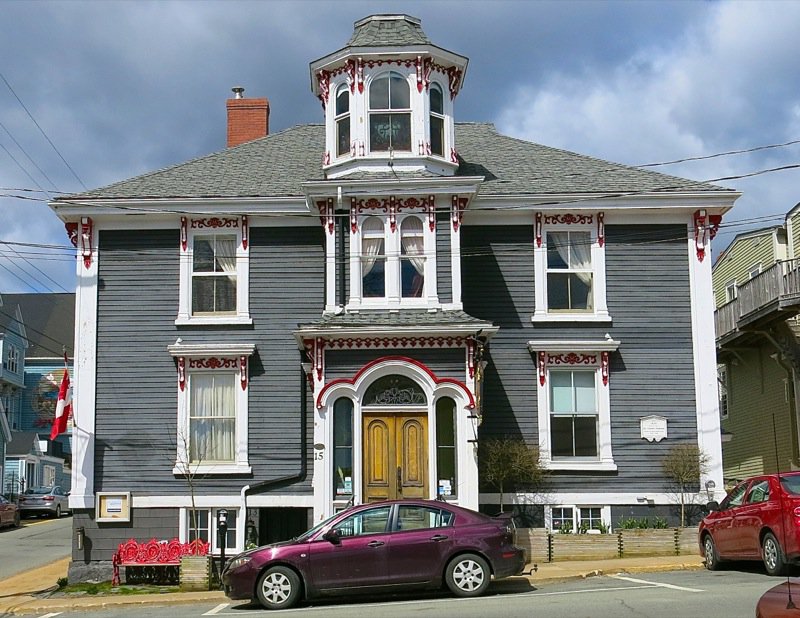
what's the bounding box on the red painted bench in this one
[112,538,209,586]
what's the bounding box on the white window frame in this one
[335,83,351,159]
[724,280,737,303]
[533,217,609,323]
[176,218,251,326]
[5,344,19,374]
[748,264,762,280]
[546,505,611,534]
[43,465,56,487]
[367,71,412,154]
[531,340,619,471]
[349,213,438,309]
[429,82,445,158]
[180,507,241,555]
[718,363,729,420]
[168,343,255,475]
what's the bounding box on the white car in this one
[19,486,70,518]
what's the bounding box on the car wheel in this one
[256,566,301,610]
[445,553,491,598]
[54,505,61,518]
[13,512,20,528]
[762,532,786,576]
[703,534,721,571]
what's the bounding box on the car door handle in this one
[367,540,385,548]
[430,534,449,542]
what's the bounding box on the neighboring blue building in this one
[1,293,74,498]
[51,14,739,582]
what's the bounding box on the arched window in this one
[400,217,425,297]
[429,83,444,157]
[333,398,353,497]
[335,84,350,158]
[369,72,411,152]
[436,397,457,497]
[361,217,386,298]
[363,375,427,405]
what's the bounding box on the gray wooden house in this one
[51,14,739,581]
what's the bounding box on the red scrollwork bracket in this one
[80,217,93,269]
[240,355,248,390]
[177,357,186,392]
[538,351,547,386]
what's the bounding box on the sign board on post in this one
[96,492,131,522]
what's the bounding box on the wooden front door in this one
[363,412,428,502]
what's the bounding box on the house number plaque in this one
[640,415,668,442]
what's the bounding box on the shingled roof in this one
[298,309,493,330]
[2,293,74,359]
[347,14,432,47]
[59,123,730,203]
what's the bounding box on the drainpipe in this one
[239,357,309,544]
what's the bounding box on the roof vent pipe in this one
[231,86,245,99]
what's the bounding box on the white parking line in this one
[37,613,63,618]
[609,574,705,592]
[202,603,230,615]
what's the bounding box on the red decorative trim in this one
[189,358,239,369]
[351,140,357,157]
[177,357,186,392]
[352,196,431,215]
[325,336,466,350]
[597,211,605,248]
[191,217,238,229]
[694,209,707,262]
[548,353,597,365]
[450,148,459,164]
[543,213,594,225]
[180,217,187,251]
[359,141,365,156]
[440,64,463,99]
[112,538,208,587]
[389,196,397,233]
[316,355,475,410]
[709,214,722,240]
[601,351,609,386]
[323,151,330,166]
[241,215,248,250]
[65,222,78,247]
[317,198,335,235]
[427,195,436,232]
[451,196,467,232]
[538,351,546,386]
[80,217,93,269]
[416,55,424,93]
[303,338,325,382]
[350,198,358,233]
[356,57,364,93]
[535,212,542,248]
[346,59,356,93]
[467,339,476,379]
[317,70,330,109]
[240,355,248,390]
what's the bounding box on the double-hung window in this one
[531,340,619,471]
[351,212,436,308]
[183,508,240,554]
[335,84,350,158]
[168,343,255,475]
[429,83,444,157]
[533,214,609,322]
[177,217,251,326]
[369,72,411,153]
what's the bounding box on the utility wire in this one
[0,70,87,190]
[0,118,60,193]
[0,307,73,358]
[637,138,800,168]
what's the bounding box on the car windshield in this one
[780,475,800,495]
[26,488,54,495]
[294,510,350,542]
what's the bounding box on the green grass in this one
[58,581,180,596]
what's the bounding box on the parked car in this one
[756,578,800,617]
[699,472,800,576]
[0,495,20,528]
[222,499,526,610]
[19,486,70,518]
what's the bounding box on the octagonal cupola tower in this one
[310,14,468,179]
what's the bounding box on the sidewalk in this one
[0,555,705,615]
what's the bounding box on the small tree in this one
[479,437,548,513]
[662,443,710,527]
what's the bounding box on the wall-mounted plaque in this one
[96,492,131,522]
[640,415,668,442]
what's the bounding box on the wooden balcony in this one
[715,260,800,346]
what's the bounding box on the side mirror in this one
[706,500,720,512]
[323,529,341,545]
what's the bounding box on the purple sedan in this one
[222,499,526,610]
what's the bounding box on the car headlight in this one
[226,555,253,571]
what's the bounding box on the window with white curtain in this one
[533,218,609,322]
[352,213,435,308]
[192,235,237,315]
[189,372,236,462]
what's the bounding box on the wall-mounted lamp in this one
[705,479,716,501]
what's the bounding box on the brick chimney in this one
[226,87,270,148]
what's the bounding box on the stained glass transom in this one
[363,375,427,405]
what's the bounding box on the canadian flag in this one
[50,368,72,440]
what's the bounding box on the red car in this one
[222,499,526,610]
[0,495,20,528]
[756,578,800,617]
[699,472,800,576]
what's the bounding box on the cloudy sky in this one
[1,0,799,293]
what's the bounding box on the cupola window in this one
[369,72,411,152]
[429,83,444,157]
[335,84,350,158]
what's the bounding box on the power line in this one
[4,244,70,292]
[0,118,60,193]
[0,307,73,359]
[0,70,87,190]
[637,138,800,168]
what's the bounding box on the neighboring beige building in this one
[713,204,800,483]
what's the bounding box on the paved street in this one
[21,568,785,618]
[0,514,71,581]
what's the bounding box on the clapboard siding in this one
[326,348,465,381]
[436,213,452,304]
[462,224,697,493]
[95,227,323,495]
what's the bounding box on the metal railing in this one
[715,259,800,341]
